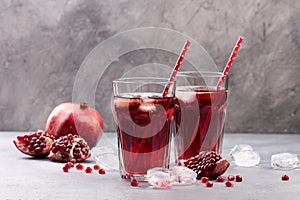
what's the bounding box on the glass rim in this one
[177,71,223,78]
[112,77,174,84]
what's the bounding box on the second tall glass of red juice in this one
[174,71,228,163]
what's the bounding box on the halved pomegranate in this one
[48,134,91,162]
[13,131,54,158]
[180,151,230,179]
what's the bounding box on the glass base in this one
[121,173,148,182]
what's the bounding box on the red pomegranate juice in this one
[114,93,174,179]
[174,87,228,162]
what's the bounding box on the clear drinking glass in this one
[174,71,228,164]
[113,78,175,181]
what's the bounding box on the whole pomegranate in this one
[45,102,103,148]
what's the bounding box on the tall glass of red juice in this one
[174,71,228,164]
[113,78,175,181]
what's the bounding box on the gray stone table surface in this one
[1,132,300,200]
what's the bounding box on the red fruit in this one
[131,179,139,187]
[99,168,106,174]
[65,162,74,168]
[62,166,69,173]
[228,175,235,181]
[13,131,54,157]
[281,174,289,181]
[45,102,104,148]
[206,181,213,187]
[201,177,209,183]
[225,181,234,187]
[48,134,91,162]
[70,159,76,164]
[216,176,225,182]
[85,167,92,173]
[76,163,84,170]
[94,165,100,170]
[180,151,230,179]
[236,175,243,182]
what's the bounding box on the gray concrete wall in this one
[0,0,299,133]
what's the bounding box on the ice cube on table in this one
[146,168,172,188]
[170,166,197,185]
[271,153,300,170]
[230,144,253,159]
[233,150,260,167]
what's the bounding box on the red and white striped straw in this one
[162,40,191,97]
[216,36,244,90]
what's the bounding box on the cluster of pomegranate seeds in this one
[200,175,243,188]
[65,162,74,168]
[23,133,48,153]
[62,162,105,175]
[131,179,139,187]
[224,174,243,187]
[49,134,91,162]
[200,177,210,183]
[182,151,230,180]
[281,174,289,181]
[63,161,74,172]
[13,131,54,157]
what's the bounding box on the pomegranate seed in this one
[225,181,234,187]
[236,175,243,182]
[62,166,69,173]
[98,168,106,174]
[206,181,213,187]
[281,174,289,181]
[64,163,70,169]
[67,134,74,140]
[131,179,139,187]
[227,175,235,181]
[70,159,76,164]
[200,177,209,183]
[85,167,92,173]
[76,163,84,170]
[94,165,100,170]
[66,162,74,168]
[216,176,225,182]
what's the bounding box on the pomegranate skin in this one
[45,102,103,148]
[13,131,54,158]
